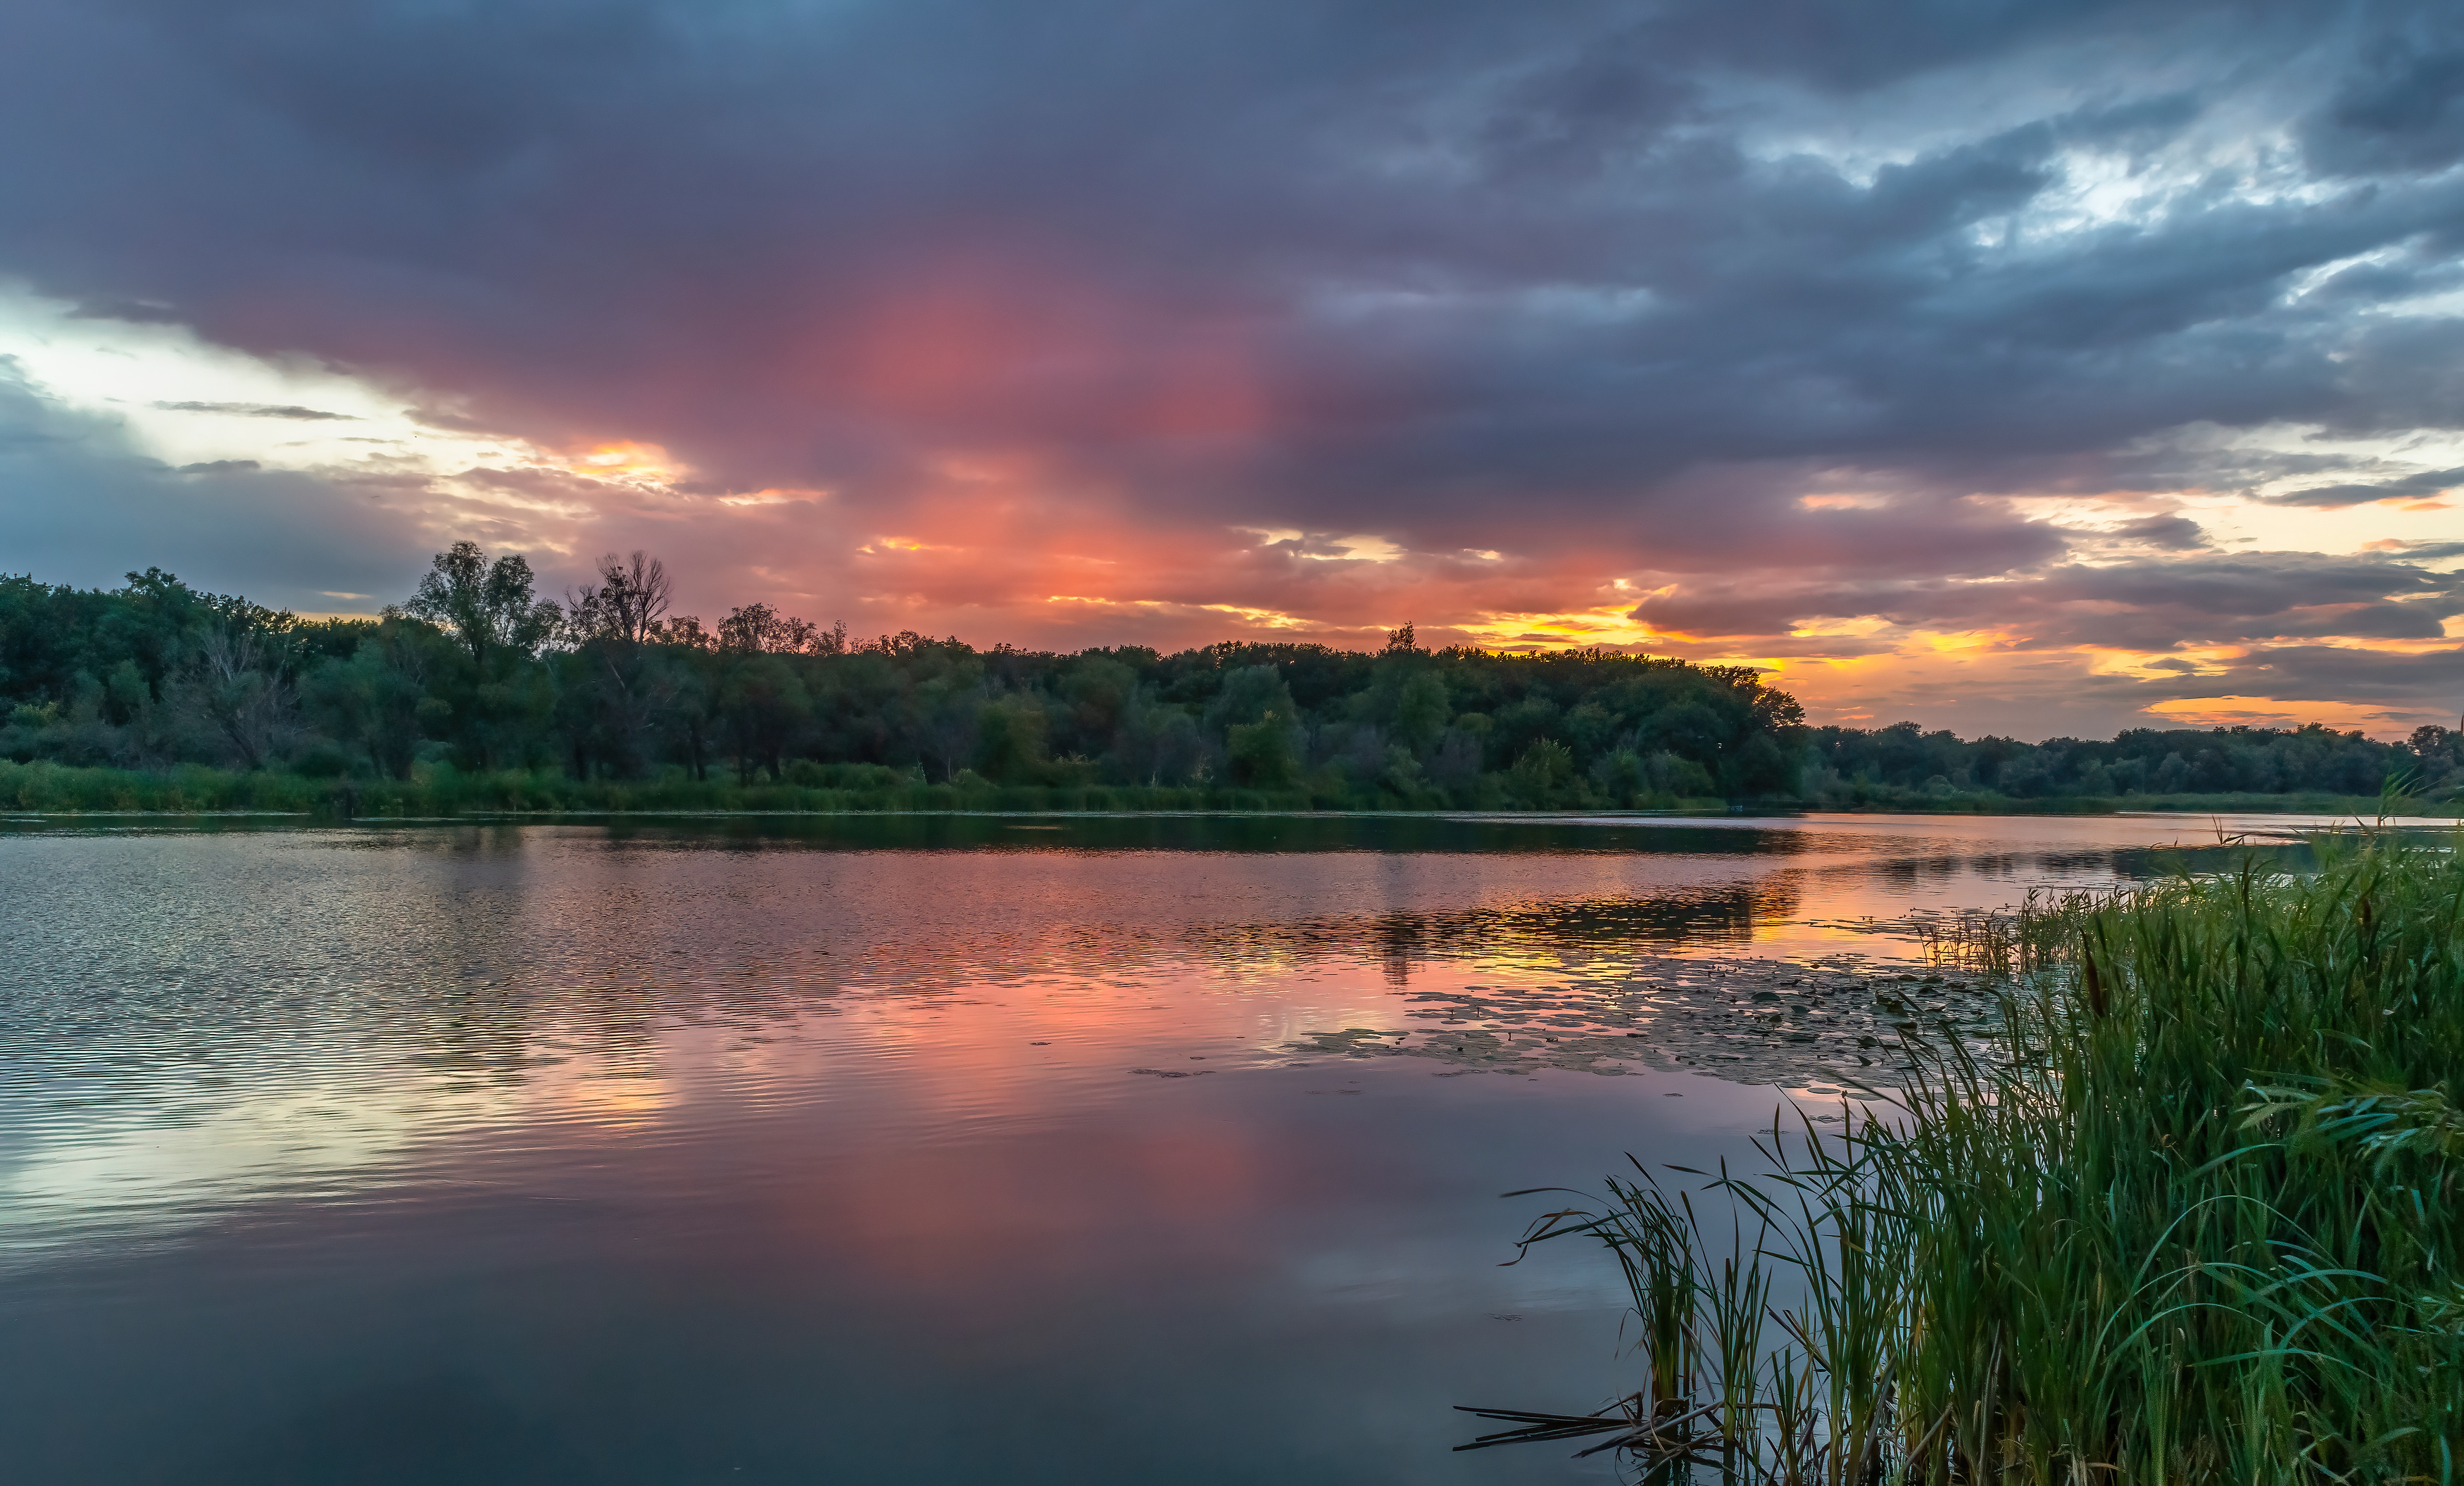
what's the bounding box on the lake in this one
[0,811,2334,1483]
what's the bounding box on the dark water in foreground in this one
[0,812,2339,1483]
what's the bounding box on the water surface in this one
[0,811,2336,1482]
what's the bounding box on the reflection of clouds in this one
[0,1007,696,1267]
[0,1076,515,1261]
[0,814,2326,1266]
[1,1028,465,1262]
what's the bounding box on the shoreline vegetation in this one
[4,543,2456,818]
[1464,826,2461,1482]
[0,757,2434,821]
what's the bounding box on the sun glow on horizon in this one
[2145,695,2433,731]
[3,278,2455,742]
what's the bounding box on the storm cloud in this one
[1,0,2461,734]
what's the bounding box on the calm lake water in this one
[0,811,2339,1483]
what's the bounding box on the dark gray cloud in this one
[2268,464,2464,507]
[153,401,359,421]
[2193,641,2464,706]
[66,297,182,324]
[1633,551,2464,649]
[2111,514,2209,548]
[0,1,2453,505]
[0,0,2460,732]
[2301,17,2464,177]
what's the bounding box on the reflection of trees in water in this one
[141,832,2295,1072]
[597,813,1831,857]
[1181,880,1805,987]
[336,837,2279,1040]
[1785,843,2309,938]
[423,839,2294,1023]
[1850,847,2142,893]
[337,829,826,1083]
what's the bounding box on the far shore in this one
[0,760,2442,825]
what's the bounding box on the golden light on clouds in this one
[551,440,684,484]
[1453,603,1664,650]
[6,272,2463,743]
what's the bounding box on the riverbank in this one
[0,759,1329,817]
[1808,786,2447,817]
[0,759,2441,821]
[1478,833,2462,1479]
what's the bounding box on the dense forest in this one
[1801,719,2450,805]
[0,546,2444,812]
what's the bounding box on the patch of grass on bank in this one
[1474,829,2461,1480]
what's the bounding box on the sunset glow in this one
[5,5,2464,741]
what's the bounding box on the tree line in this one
[1803,717,2446,804]
[0,543,2440,808]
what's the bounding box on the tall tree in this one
[719,602,824,655]
[566,550,672,646]
[403,543,560,669]
[303,617,447,779]
[173,624,296,770]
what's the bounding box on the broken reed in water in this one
[1465,829,2463,1482]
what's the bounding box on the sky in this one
[3,0,2463,741]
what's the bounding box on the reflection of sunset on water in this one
[1,810,2335,1249]
[0,813,2352,1480]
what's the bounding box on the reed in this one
[1465,824,2463,1482]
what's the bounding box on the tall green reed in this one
[1464,827,2463,1482]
